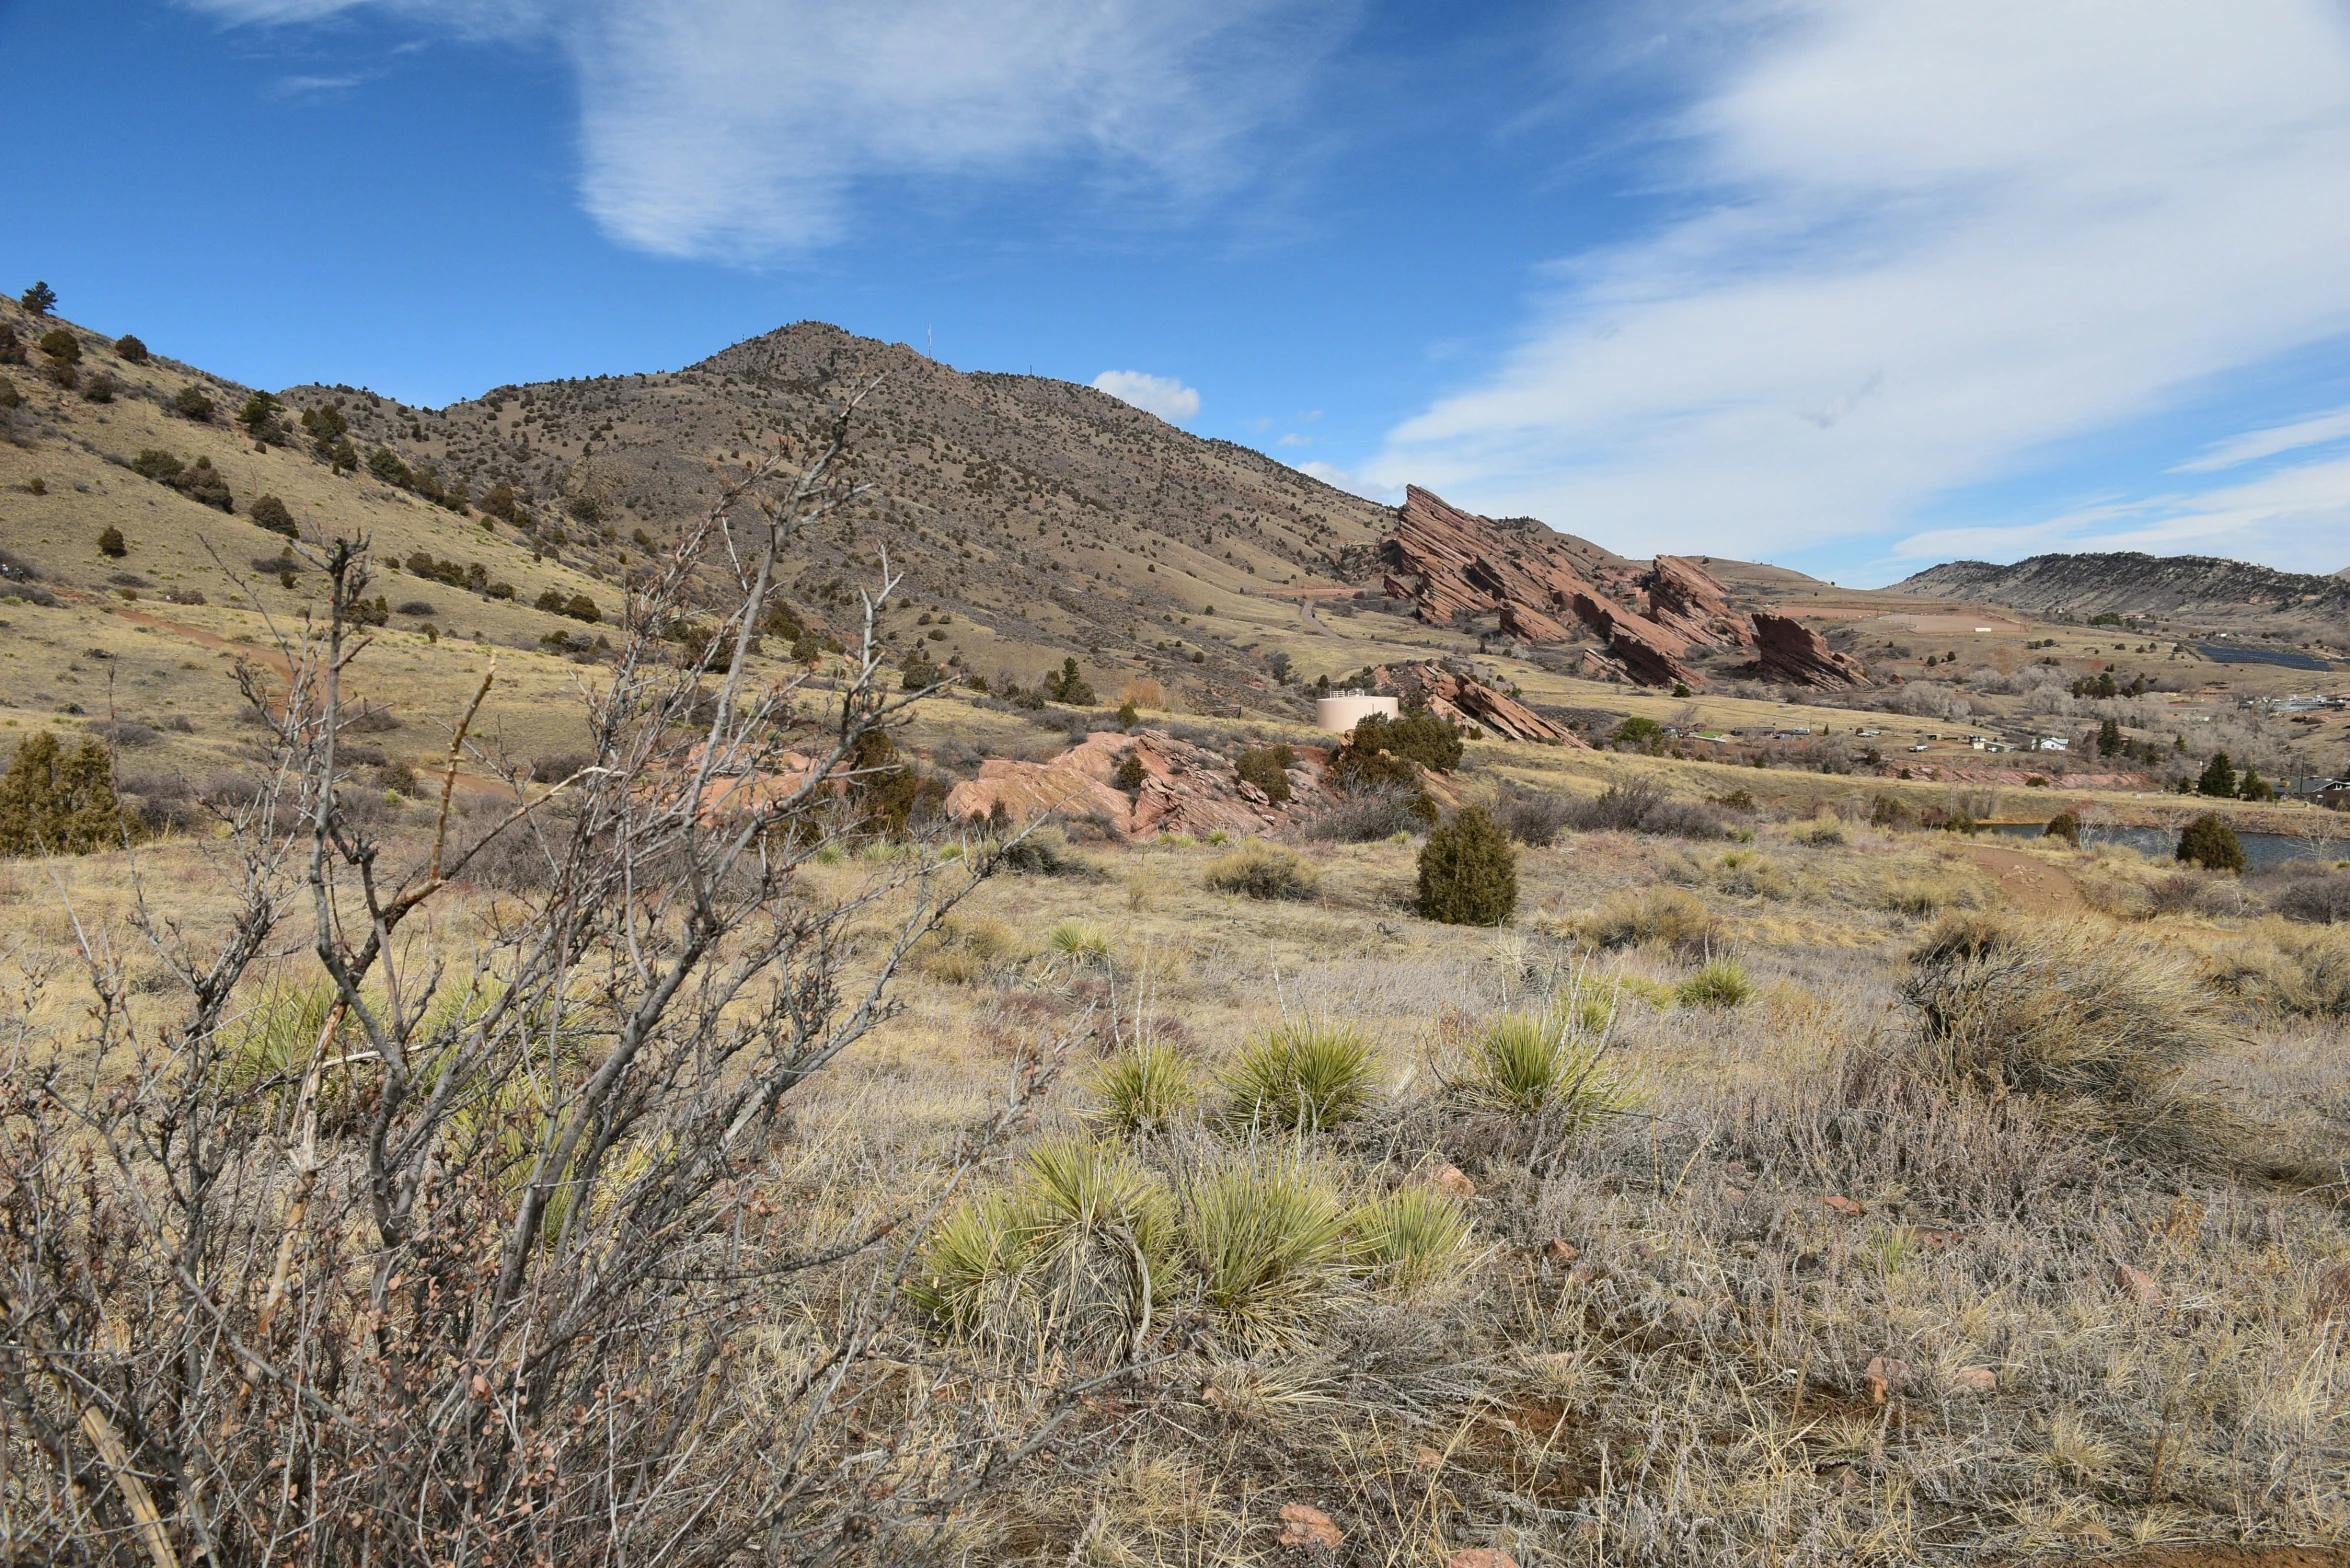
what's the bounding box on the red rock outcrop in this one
[1751,612,1871,689]
[1376,486,1870,692]
[1381,486,1600,631]
[1566,592,1702,689]
[1647,556,1750,649]
[1373,663,1585,746]
[941,729,1332,838]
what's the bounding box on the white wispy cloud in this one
[1890,449,2350,575]
[187,0,1334,257]
[1091,370,1200,423]
[2173,403,2350,473]
[1366,0,2350,567]
[1296,461,1400,505]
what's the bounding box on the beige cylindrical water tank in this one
[1315,694,1400,733]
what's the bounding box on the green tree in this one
[2176,813,2244,873]
[97,526,127,559]
[248,494,297,538]
[2195,752,2237,798]
[480,480,524,523]
[565,593,600,625]
[2043,809,2081,846]
[113,334,148,363]
[19,281,55,316]
[328,437,358,474]
[2097,718,2123,756]
[2238,766,2273,803]
[1234,743,1294,804]
[1416,806,1517,926]
[1113,751,1147,792]
[367,446,413,487]
[1330,711,1461,792]
[36,328,80,365]
[0,731,127,856]
[131,449,183,483]
[1116,699,1139,730]
[173,385,214,422]
[1047,657,1094,705]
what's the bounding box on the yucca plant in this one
[1182,1157,1350,1350]
[909,1138,1172,1362]
[1222,1021,1380,1132]
[1348,1185,1472,1294]
[1677,956,1753,1009]
[1090,1041,1199,1136]
[1049,918,1112,966]
[1452,1008,1635,1126]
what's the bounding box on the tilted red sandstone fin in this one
[1374,486,1867,691]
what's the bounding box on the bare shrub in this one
[2270,870,2350,924]
[1562,778,1726,839]
[1498,789,1573,846]
[1300,784,1429,841]
[0,398,1118,1563]
[1898,913,2241,1166]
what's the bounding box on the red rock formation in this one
[1566,592,1702,689]
[1371,663,1586,746]
[1751,612,1871,689]
[1647,556,1750,649]
[1381,486,1599,631]
[941,729,1333,838]
[1377,485,1872,693]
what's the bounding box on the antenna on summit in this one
[926,324,933,359]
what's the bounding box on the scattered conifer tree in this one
[1416,806,1517,926]
[2195,752,2237,798]
[98,527,127,559]
[0,730,127,856]
[19,281,55,316]
[113,333,148,363]
[173,385,214,422]
[2177,812,2244,873]
[248,494,297,538]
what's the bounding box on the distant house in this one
[2033,737,2069,752]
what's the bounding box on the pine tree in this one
[2176,813,2244,873]
[2097,718,2123,756]
[19,281,55,316]
[98,526,126,559]
[2195,752,2236,798]
[1416,806,1517,926]
[0,731,128,856]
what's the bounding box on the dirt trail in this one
[2082,1548,2343,1568]
[1963,843,2086,915]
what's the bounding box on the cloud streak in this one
[1091,370,1200,423]
[188,0,1334,258]
[1367,0,2350,571]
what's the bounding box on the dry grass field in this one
[6,691,2346,1564]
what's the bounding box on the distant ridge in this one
[1894,551,2350,618]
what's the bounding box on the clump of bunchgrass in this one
[1181,1155,1350,1350]
[1899,912,2241,1165]
[1202,841,1320,902]
[1222,1021,1381,1132]
[1090,1041,1199,1135]
[1450,1008,1636,1126]
[1676,956,1752,1009]
[1348,1185,1473,1294]
[908,1137,1172,1361]
[1576,887,1721,954]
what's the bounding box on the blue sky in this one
[8,0,2350,585]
